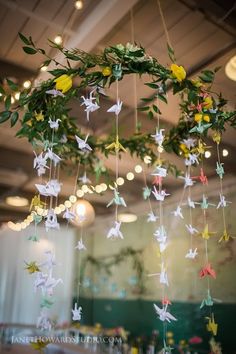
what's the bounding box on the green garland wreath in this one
[0,34,235,177]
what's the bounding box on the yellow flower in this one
[179,143,189,157]
[35,111,44,122]
[194,113,203,123]
[203,114,210,122]
[212,131,221,144]
[26,119,32,127]
[170,63,186,82]
[167,338,175,345]
[25,261,41,274]
[54,74,72,93]
[204,96,213,109]
[166,331,174,338]
[102,66,112,76]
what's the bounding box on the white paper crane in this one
[185,248,198,259]
[48,118,61,130]
[45,210,60,232]
[81,91,100,121]
[152,186,170,201]
[147,212,158,222]
[107,221,124,239]
[63,208,75,221]
[37,310,52,331]
[171,206,184,219]
[181,138,196,149]
[107,99,123,116]
[179,173,194,188]
[79,172,91,184]
[75,238,86,251]
[153,304,177,323]
[72,303,82,321]
[185,224,198,235]
[33,151,48,176]
[151,128,165,146]
[151,166,167,177]
[75,134,92,152]
[217,193,231,209]
[35,179,61,197]
[45,148,62,166]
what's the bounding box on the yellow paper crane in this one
[25,261,41,274]
[106,135,126,153]
[200,224,216,240]
[31,339,50,352]
[219,229,230,242]
[30,194,46,211]
[206,313,218,336]
[193,139,211,155]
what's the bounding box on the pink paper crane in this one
[199,263,216,279]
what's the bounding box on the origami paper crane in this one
[199,263,216,279]
[206,313,218,336]
[28,234,39,242]
[63,208,75,221]
[197,195,215,209]
[189,122,212,134]
[200,289,214,309]
[162,341,174,354]
[151,166,167,177]
[216,193,231,209]
[185,153,199,166]
[81,91,100,120]
[37,310,52,331]
[107,99,123,115]
[185,248,198,259]
[147,211,158,222]
[185,197,196,208]
[75,238,87,251]
[154,225,167,243]
[48,118,61,130]
[72,303,82,321]
[200,224,216,240]
[148,263,169,286]
[75,134,92,152]
[192,168,208,185]
[216,162,224,179]
[152,175,163,185]
[35,179,61,197]
[30,339,50,351]
[33,213,43,225]
[143,186,151,200]
[45,148,62,166]
[151,128,165,146]
[34,272,48,292]
[40,296,55,309]
[46,89,65,97]
[171,206,184,219]
[33,151,48,176]
[79,172,91,184]
[45,210,60,232]
[30,194,46,211]
[185,224,198,235]
[43,271,63,296]
[218,229,231,242]
[105,135,126,152]
[181,138,196,149]
[107,189,127,207]
[153,304,177,323]
[179,172,194,188]
[152,186,170,201]
[40,250,56,269]
[25,261,41,274]
[107,221,124,239]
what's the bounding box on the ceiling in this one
[0,0,235,225]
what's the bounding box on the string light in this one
[54,35,63,45]
[23,80,31,89]
[75,0,83,10]
[40,65,48,72]
[81,185,89,193]
[204,151,211,158]
[95,185,103,193]
[116,177,124,186]
[222,149,229,157]
[134,165,142,173]
[14,92,20,100]
[126,172,134,180]
[64,200,72,208]
[76,189,84,198]
[11,97,15,104]
[69,195,77,203]
[100,183,107,191]
[144,155,152,164]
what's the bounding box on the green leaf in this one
[11,111,19,127]
[145,82,159,89]
[157,93,167,104]
[18,33,31,45]
[5,95,11,110]
[6,79,18,91]
[0,111,11,123]
[148,111,154,119]
[152,104,161,114]
[48,69,67,76]
[138,106,149,111]
[23,46,37,55]
[22,112,32,123]
[0,86,5,95]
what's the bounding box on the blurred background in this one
[0,0,236,353]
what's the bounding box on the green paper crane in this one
[200,289,214,309]
[40,296,55,309]
[216,162,224,179]
[33,214,43,225]
[28,234,39,242]
[189,122,212,134]
[107,189,127,208]
[200,195,215,209]
[163,340,173,353]
[143,186,151,200]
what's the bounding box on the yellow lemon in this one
[194,113,203,123]
[54,74,72,93]
[102,66,112,76]
[204,96,213,109]
[170,63,186,82]
[203,114,210,122]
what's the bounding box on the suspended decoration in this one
[0,19,235,350]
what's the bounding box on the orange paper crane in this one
[199,263,216,279]
[192,168,208,185]
[206,313,218,336]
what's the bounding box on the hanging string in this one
[157,0,173,49]
[115,79,119,222]
[130,8,139,133]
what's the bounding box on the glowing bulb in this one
[116,177,124,186]
[95,185,102,193]
[82,185,89,193]
[126,172,134,181]
[222,149,229,157]
[23,80,31,89]
[65,200,72,208]
[69,195,77,203]
[87,188,94,194]
[204,151,211,159]
[100,183,107,191]
[11,97,15,104]
[27,215,33,222]
[75,0,83,9]
[59,204,66,212]
[54,35,63,45]
[37,207,43,216]
[21,222,27,229]
[54,206,61,214]
[40,65,48,72]
[76,189,84,198]
[157,146,164,153]
[15,92,20,100]
[134,165,142,173]
[42,209,48,217]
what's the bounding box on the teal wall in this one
[75,297,236,353]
